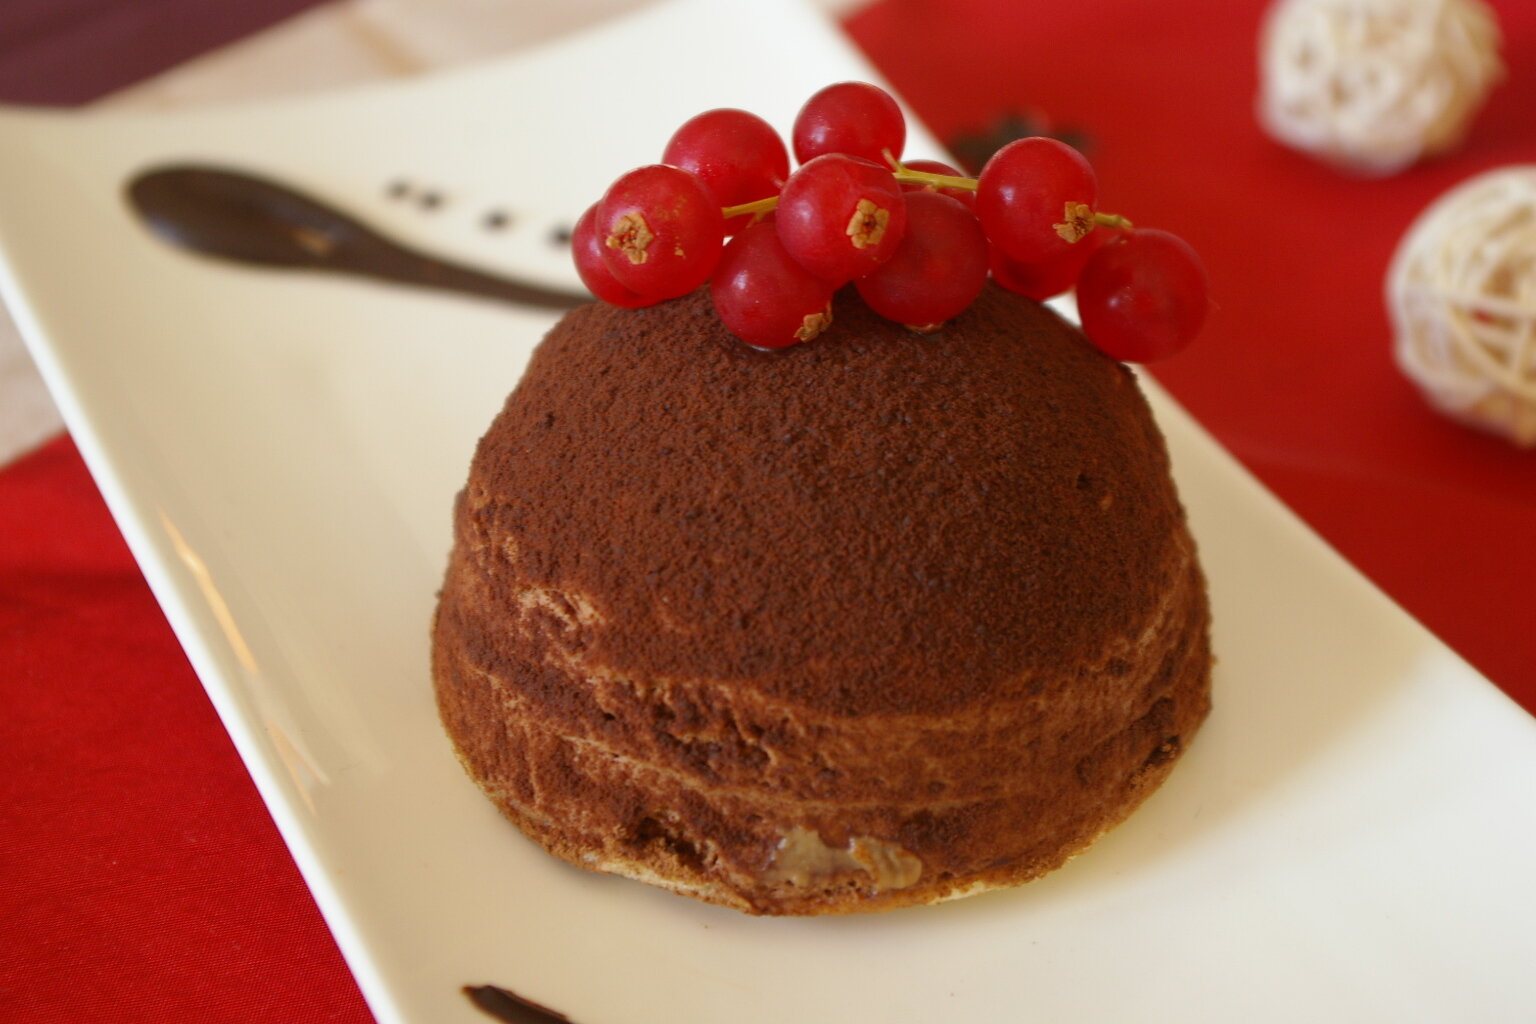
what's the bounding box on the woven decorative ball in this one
[1388,167,1536,447]
[1258,0,1503,175]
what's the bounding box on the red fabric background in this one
[0,438,373,1022]
[2,1,1533,1022]
[845,0,1536,704]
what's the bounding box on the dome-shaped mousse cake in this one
[431,283,1211,915]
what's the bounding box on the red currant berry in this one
[711,219,835,349]
[596,164,724,299]
[571,203,654,308]
[1076,228,1209,362]
[989,226,1108,302]
[793,81,906,165]
[899,159,976,206]
[975,137,1098,266]
[662,108,789,235]
[776,154,907,284]
[856,191,989,330]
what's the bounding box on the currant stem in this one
[720,161,1135,234]
[895,168,978,191]
[721,196,780,220]
[882,149,978,192]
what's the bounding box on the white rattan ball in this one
[1258,0,1503,175]
[1388,167,1536,446]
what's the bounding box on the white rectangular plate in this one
[2,1,1534,1021]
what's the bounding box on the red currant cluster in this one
[573,82,1208,362]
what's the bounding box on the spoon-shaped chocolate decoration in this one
[126,164,587,310]
[463,984,574,1023]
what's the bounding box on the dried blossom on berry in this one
[1054,202,1094,244]
[606,213,655,264]
[846,198,891,250]
[796,307,833,342]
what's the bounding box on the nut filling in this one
[764,826,923,891]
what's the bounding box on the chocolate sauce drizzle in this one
[464,983,576,1023]
[125,164,586,310]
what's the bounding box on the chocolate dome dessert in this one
[431,283,1211,915]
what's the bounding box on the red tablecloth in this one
[3,2,1533,1022]
[847,0,1536,703]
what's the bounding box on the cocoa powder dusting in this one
[465,283,1183,717]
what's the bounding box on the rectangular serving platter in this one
[2,1,1534,1020]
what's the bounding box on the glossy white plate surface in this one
[2,1,1534,1021]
